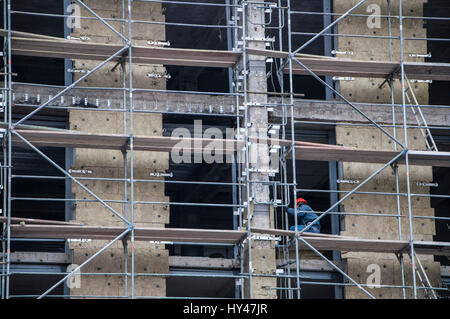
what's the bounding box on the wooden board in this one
[0,216,83,226]
[10,224,450,256]
[2,30,450,81]
[11,128,450,167]
[9,36,238,68]
[11,224,246,244]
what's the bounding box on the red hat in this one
[296,198,307,205]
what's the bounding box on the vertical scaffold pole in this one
[286,0,301,299]
[398,0,417,299]
[387,0,406,299]
[5,0,12,300]
[127,0,136,299]
[121,0,129,299]
[241,1,253,299]
[0,0,7,300]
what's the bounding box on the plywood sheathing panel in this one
[342,252,441,299]
[71,1,166,89]
[70,110,168,170]
[336,124,441,299]
[72,61,166,90]
[72,2,165,45]
[71,193,169,227]
[72,247,169,274]
[70,276,166,298]
[70,244,167,297]
[68,7,169,295]
[334,0,428,104]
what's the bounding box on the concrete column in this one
[246,0,270,229]
[243,0,277,298]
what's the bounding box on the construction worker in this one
[287,198,320,233]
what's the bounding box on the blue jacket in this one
[287,204,320,230]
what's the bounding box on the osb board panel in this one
[79,0,163,14]
[334,0,426,17]
[71,0,166,89]
[337,19,427,60]
[132,277,166,297]
[73,150,169,170]
[338,78,428,107]
[345,256,395,299]
[287,248,323,261]
[344,252,440,299]
[71,167,121,195]
[72,193,125,226]
[69,239,165,251]
[339,183,436,239]
[133,177,168,196]
[336,126,436,239]
[334,0,428,104]
[70,275,122,297]
[71,169,168,198]
[74,149,122,168]
[336,127,428,151]
[72,247,169,274]
[70,276,166,297]
[73,60,122,88]
[72,60,166,89]
[131,63,167,90]
[69,110,163,138]
[337,126,432,181]
[70,109,121,134]
[72,2,165,45]
[71,18,165,46]
[72,193,170,226]
[134,200,171,225]
[69,100,170,229]
[69,110,168,170]
[336,124,440,298]
[125,113,163,136]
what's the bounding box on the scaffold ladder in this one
[404,76,438,152]
[412,252,438,299]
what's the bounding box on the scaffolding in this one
[1,0,450,299]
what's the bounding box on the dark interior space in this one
[0,0,67,241]
[164,114,335,256]
[3,1,66,85]
[1,111,67,253]
[277,278,335,299]
[0,2,67,298]
[8,270,65,298]
[164,114,236,259]
[167,275,235,298]
[164,1,230,92]
[266,0,327,100]
[425,0,450,105]
[431,130,450,268]
[164,0,326,99]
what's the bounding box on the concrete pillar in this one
[243,0,277,299]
